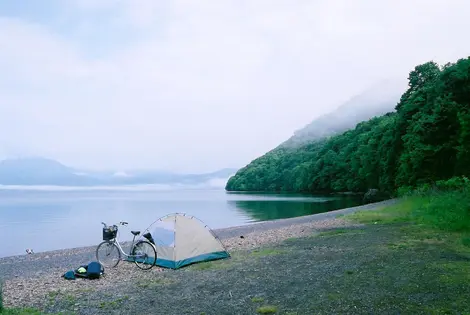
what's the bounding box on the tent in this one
[137,213,230,269]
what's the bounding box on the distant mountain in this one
[0,157,237,187]
[279,79,406,148]
[0,157,93,186]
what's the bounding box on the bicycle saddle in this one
[131,231,141,236]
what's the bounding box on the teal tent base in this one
[126,251,230,269]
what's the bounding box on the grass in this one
[189,259,233,270]
[347,188,470,239]
[0,284,42,315]
[317,228,365,237]
[346,198,415,224]
[188,252,246,271]
[348,188,470,257]
[187,248,283,272]
[317,229,350,236]
[98,296,129,310]
[342,186,470,313]
[5,185,470,314]
[136,277,174,288]
[0,310,43,315]
[436,261,470,284]
[250,248,286,257]
[251,297,264,303]
[15,220,470,314]
[256,305,278,314]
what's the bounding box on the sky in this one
[0,0,469,173]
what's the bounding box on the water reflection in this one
[0,190,248,258]
[227,195,365,222]
[0,190,365,258]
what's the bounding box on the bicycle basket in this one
[103,225,118,241]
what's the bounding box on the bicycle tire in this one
[96,241,121,268]
[131,240,157,270]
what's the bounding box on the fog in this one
[1,0,470,172]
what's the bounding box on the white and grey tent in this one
[138,213,230,269]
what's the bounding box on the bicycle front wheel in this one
[96,241,121,268]
[131,240,157,270]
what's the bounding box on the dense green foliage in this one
[226,56,470,194]
[350,176,470,232]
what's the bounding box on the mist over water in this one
[0,188,364,258]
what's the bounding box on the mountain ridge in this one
[225,78,410,192]
[0,157,237,186]
[279,78,406,148]
[225,57,470,193]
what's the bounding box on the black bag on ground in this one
[143,232,155,245]
[63,261,104,280]
[86,261,104,279]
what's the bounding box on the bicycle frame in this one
[98,221,157,270]
[102,222,142,259]
[112,233,137,258]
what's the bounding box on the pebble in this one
[2,214,369,309]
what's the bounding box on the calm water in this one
[0,189,364,258]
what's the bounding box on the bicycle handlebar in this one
[101,221,128,227]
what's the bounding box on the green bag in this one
[63,270,76,280]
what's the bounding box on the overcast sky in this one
[0,0,469,173]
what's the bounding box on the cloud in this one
[1,0,470,172]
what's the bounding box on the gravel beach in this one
[0,199,398,313]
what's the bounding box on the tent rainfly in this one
[137,213,230,269]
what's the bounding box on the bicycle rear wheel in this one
[131,240,157,270]
[96,241,121,268]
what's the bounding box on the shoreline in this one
[215,198,397,239]
[1,199,397,309]
[0,198,396,263]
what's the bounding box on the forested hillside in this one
[280,79,404,148]
[226,56,470,195]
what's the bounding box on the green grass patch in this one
[256,305,278,314]
[251,297,264,303]
[250,248,285,257]
[383,227,445,251]
[188,252,245,271]
[0,309,43,315]
[327,293,341,301]
[317,228,365,237]
[347,199,415,225]
[436,261,470,284]
[189,259,232,271]
[379,223,470,256]
[190,262,218,270]
[136,277,175,288]
[0,283,42,315]
[63,294,76,306]
[415,192,470,232]
[98,296,129,310]
[347,188,470,236]
[461,236,470,248]
[317,229,349,236]
[283,237,298,243]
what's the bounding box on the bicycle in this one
[96,221,157,270]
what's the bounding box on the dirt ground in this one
[7,222,470,314]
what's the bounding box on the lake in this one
[0,188,365,258]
